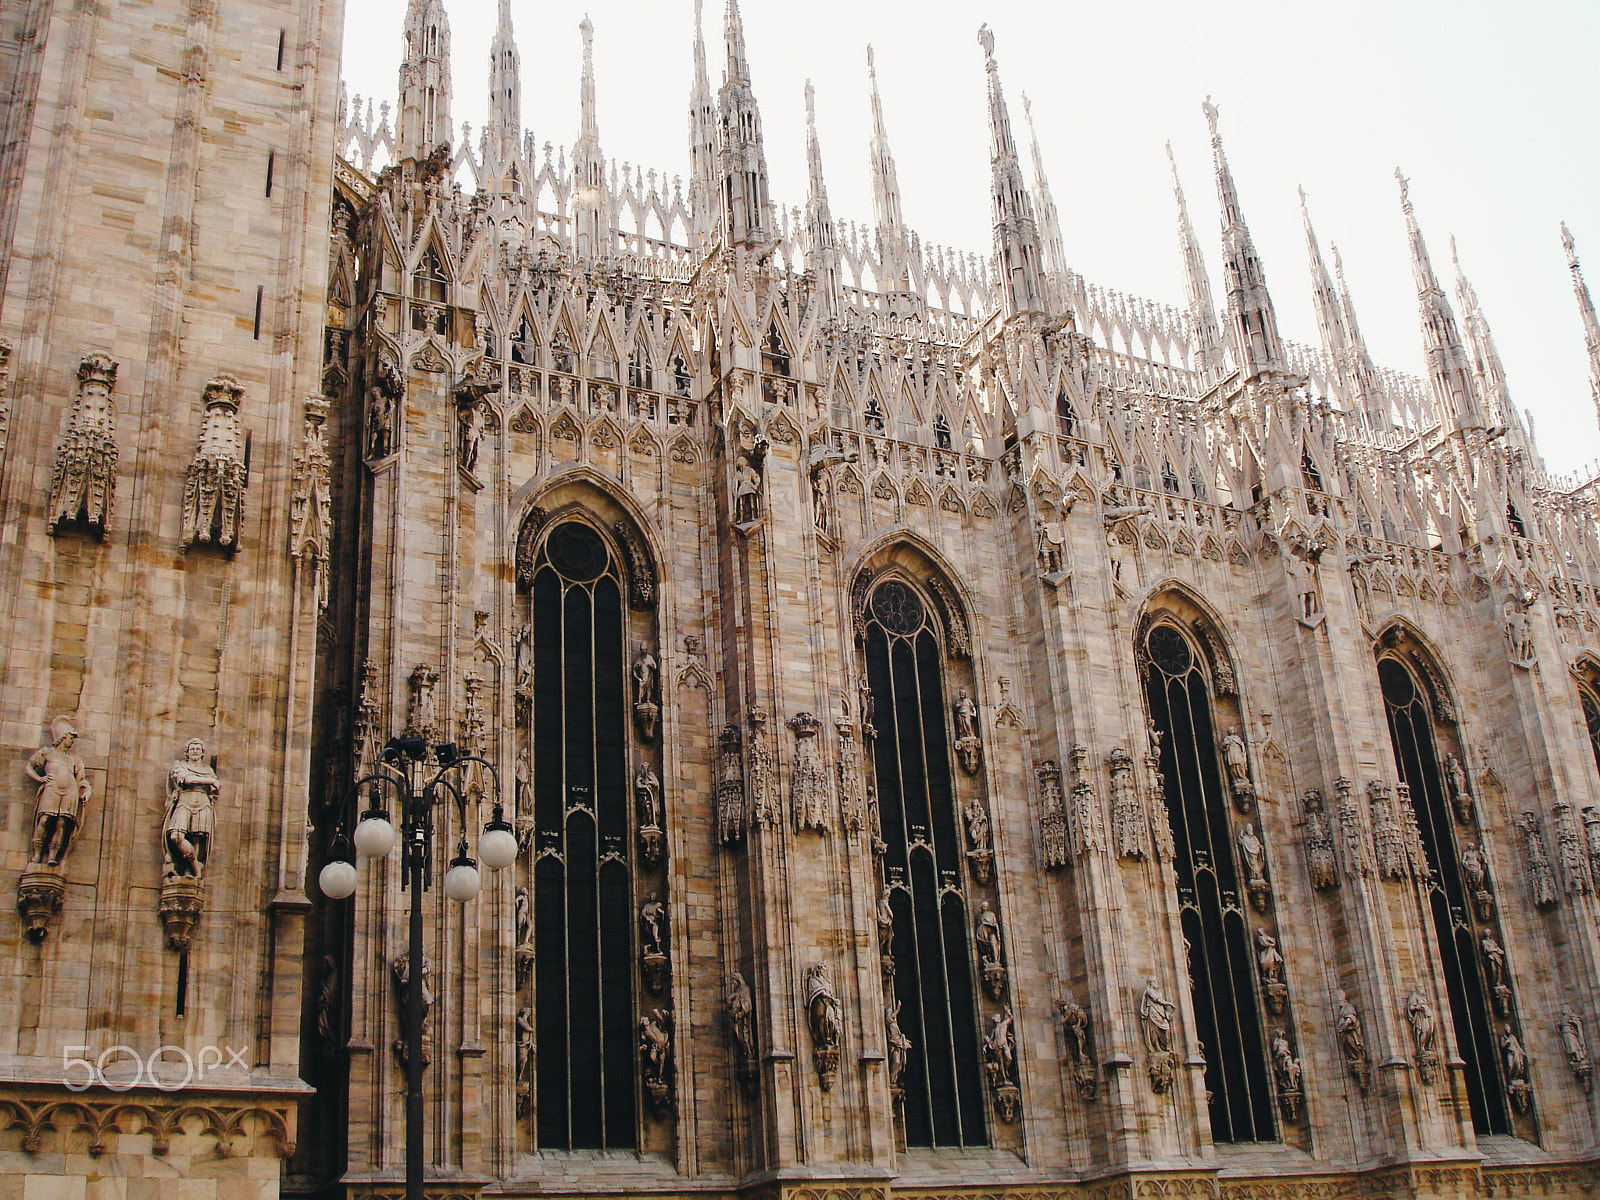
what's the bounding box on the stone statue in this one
[633,643,658,706]
[635,764,663,829]
[1407,988,1439,1083]
[984,1005,1017,1087]
[639,1007,674,1112]
[26,716,91,867]
[803,961,843,1089]
[726,972,755,1070]
[639,891,665,957]
[316,954,340,1052]
[1559,1006,1592,1092]
[1272,1028,1303,1118]
[1059,998,1097,1101]
[1222,727,1252,800]
[163,738,219,878]
[1335,990,1370,1090]
[964,797,991,850]
[1036,519,1066,574]
[1501,1026,1532,1113]
[1256,928,1284,984]
[886,1000,912,1097]
[733,453,762,524]
[515,748,532,815]
[876,887,895,975]
[1480,930,1507,991]
[514,624,532,694]
[954,691,978,741]
[1141,977,1177,1092]
[1445,753,1473,823]
[974,900,1006,998]
[392,952,434,1067]
[516,1005,534,1081]
[1238,822,1269,911]
[515,884,532,947]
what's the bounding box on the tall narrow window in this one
[1143,621,1275,1143]
[1378,655,1508,1134]
[531,520,634,1149]
[1581,689,1600,781]
[865,578,985,1147]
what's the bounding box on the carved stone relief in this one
[717,724,746,844]
[48,352,119,539]
[747,706,775,827]
[1037,758,1069,869]
[1518,809,1561,909]
[1108,746,1148,860]
[1370,781,1408,881]
[1552,801,1591,895]
[726,973,757,1096]
[802,961,842,1090]
[1302,788,1338,890]
[181,375,248,552]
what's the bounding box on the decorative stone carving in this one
[612,520,658,609]
[732,437,768,527]
[963,796,994,882]
[632,644,660,742]
[1069,744,1106,856]
[1108,746,1147,860]
[876,887,895,979]
[788,711,830,833]
[1221,727,1253,808]
[1501,1026,1533,1114]
[26,716,90,870]
[835,699,864,833]
[747,706,775,827]
[1336,776,1372,879]
[1460,842,1495,921]
[1444,753,1475,825]
[513,505,549,589]
[163,738,218,880]
[1406,988,1440,1085]
[1552,801,1591,895]
[984,1006,1020,1122]
[48,352,119,538]
[640,891,668,994]
[1504,600,1537,666]
[181,375,248,552]
[726,972,757,1096]
[974,901,1007,999]
[1036,517,1066,576]
[1238,822,1270,912]
[802,961,842,1090]
[1256,928,1287,1015]
[886,1000,912,1103]
[925,573,971,659]
[717,724,746,844]
[1037,759,1069,869]
[1302,788,1338,889]
[405,664,440,743]
[952,689,982,774]
[639,1007,674,1114]
[1558,1006,1592,1094]
[391,952,434,1068]
[1395,783,1431,877]
[365,353,402,460]
[1518,809,1561,909]
[1370,781,1408,881]
[1058,999,1098,1101]
[1271,1029,1304,1120]
[454,373,498,477]
[1141,978,1178,1094]
[635,764,664,866]
[1334,990,1370,1091]
[289,396,334,609]
[16,869,65,945]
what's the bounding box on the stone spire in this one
[397,0,453,162]
[1205,97,1284,380]
[1023,93,1068,305]
[1332,244,1386,428]
[1562,222,1600,428]
[978,24,1047,319]
[866,46,904,239]
[1396,169,1481,431]
[717,0,772,249]
[804,81,841,314]
[485,0,521,170]
[1452,237,1520,441]
[688,0,717,246]
[1167,141,1226,387]
[571,16,610,261]
[1300,187,1348,395]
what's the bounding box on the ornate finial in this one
[1449,233,1460,268]
[977,23,995,59]
[1395,167,1411,212]
[1202,95,1220,138]
[580,14,593,54]
[1562,221,1579,270]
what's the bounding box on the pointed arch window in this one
[628,346,653,391]
[864,577,986,1147]
[1377,653,1509,1135]
[412,247,447,303]
[1142,621,1275,1143]
[529,520,635,1150]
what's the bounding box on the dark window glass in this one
[1378,657,1508,1134]
[1143,623,1275,1143]
[533,521,635,1149]
[866,579,985,1146]
[1583,691,1600,781]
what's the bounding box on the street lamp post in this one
[320,734,518,1200]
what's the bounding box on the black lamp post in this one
[321,735,518,1200]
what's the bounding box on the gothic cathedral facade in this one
[2,1,1600,1199]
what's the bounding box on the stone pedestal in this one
[16,865,66,943]
[158,875,205,951]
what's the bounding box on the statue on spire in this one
[977,24,995,59]
[1202,95,1220,139]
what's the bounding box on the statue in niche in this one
[886,1001,912,1100]
[1036,518,1066,575]
[964,796,994,883]
[391,952,434,1068]
[1222,728,1253,805]
[1406,988,1440,1084]
[876,887,895,978]
[1502,1026,1532,1114]
[640,891,668,994]
[515,748,532,818]
[26,716,91,867]
[514,624,532,698]
[639,1007,674,1114]
[516,1005,534,1084]
[726,972,757,1095]
[515,885,532,947]
[1058,998,1098,1101]
[163,738,218,878]
[1238,822,1269,912]
[1445,753,1474,824]
[365,376,396,459]
[1140,977,1178,1094]
[1256,928,1287,1015]
[636,763,664,865]
[984,1006,1020,1122]
[953,690,981,774]
[1481,930,1511,1016]
[1460,842,1494,920]
[1559,1006,1593,1093]
[733,449,765,525]
[974,901,1007,999]
[803,961,842,1090]
[632,644,660,742]
[1272,1029,1304,1119]
[1334,990,1370,1091]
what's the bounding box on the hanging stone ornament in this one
[47,352,119,539]
[180,375,248,553]
[788,711,830,833]
[639,1007,674,1115]
[1336,776,1373,880]
[1302,788,1339,890]
[288,396,334,610]
[1584,807,1600,890]
[632,644,660,742]
[1395,783,1432,878]
[1517,809,1561,909]
[1145,729,1176,862]
[1037,759,1069,869]
[17,716,92,942]
[802,961,842,1090]
[716,724,747,845]
[835,699,864,833]
[984,1006,1020,1122]
[1069,744,1106,856]
[1108,746,1148,860]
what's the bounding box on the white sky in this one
[339,0,1600,479]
